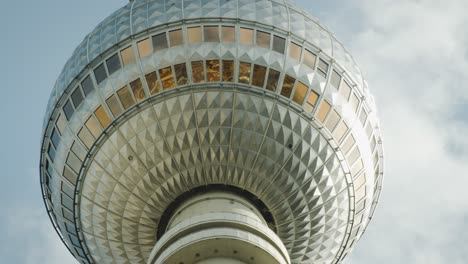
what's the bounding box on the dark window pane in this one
[222,60,234,82]
[117,86,135,109]
[121,46,135,65]
[130,79,146,103]
[221,26,235,42]
[63,100,74,120]
[174,63,188,85]
[240,28,254,45]
[273,35,286,54]
[51,128,60,148]
[159,66,175,90]
[188,27,202,44]
[252,65,267,88]
[48,144,56,162]
[69,235,80,247]
[169,29,183,47]
[71,88,84,109]
[304,50,317,69]
[238,62,251,84]
[256,31,271,48]
[204,26,219,42]
[206,60,220,82]
[65,221,76,233]
[191,61,205,83]
[106,53,121,75]
[106,95,123,117]
[145,72,160,95]
[93,63,107,84]
[138,38,152,57]
[266,69,280,92]
[81,75,94,96]
[281,75,295,97]
[292,82,308,105]
[152,33,168,51]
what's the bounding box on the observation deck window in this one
[117,86,135,110]
[289,42,302,61]
[145,72,161,94]
[174,63,189,86]
[159,67,175,90]
[292,82,308,105]
[333,120,349,142]
[240,28,254,45]
[316,100,331,123]
[84,115,102,139]
[188,27,202,44]
[252,65,267,88]
[120,46,135,66]
[256,31,271,49]
[106,53,121,75]
[304,49,317,69]
[93,63,107,84]
[339,81,352,100]
[130,79,146,102]
[266,69,280,92]
[222,60,234,82]
[71,88,84,109]
[51,128,60,148]
[204,26,219,42]
[105,95,123,117]
[206,60,220,82]
[238,62,251,84]
[191,61,205,83]
[273,35,286,54]
[169,29,183,47]
[152,33,168,51]
[281,75,295,97]
[330,70,341,89]
[78,127,94,149]
[137,38,152,57]
[222,26,235,43]
[63,100,74,120]
[94,105,111,128]
[81,75,94,96]
[305,90,319,113]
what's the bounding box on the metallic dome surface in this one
[40,1,384,264]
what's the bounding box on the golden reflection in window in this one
[292,82,308,105]
[222,60,234,82]
[152,32,168,51]
[289,42,302,61]
[341,135,356,154]
[303,49,316,69]
[192,61,205,83]
[238,62,251,84]
[188,26,202,44]
[159,66,176,90]
[85,115,102,139]
[204,26,219,42]
[78,127,94,149]
[130,79,146,103]
[350,92,360,113]
[117,86,135,110]
[174,63,189,86]
[333,120,349,142]
[316,100,331,123]
[252,65,267,88]
[206,60,220,82]
[273,35,286,54]
[137,38,152,58]
[266,69,280,92]
[256,31,270,48]
[121,46,135,66]
[222,26,235,42]
[56,114,66,135]
[169,29,183,47]
[105,95,123,117]
[340,81,352,100]
[330,70,341,88]
[281,75,295,98]
[94,105,111,128]
[324,109,340,131]
[305,90,319,113]
[145,72,160,95]
[240,28,254,45]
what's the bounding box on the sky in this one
[0,0,467,263]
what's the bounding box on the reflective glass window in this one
[174,63,188,86]
[350,92,360,113]
[47,144,56,162]
[333,121,349,142]
[292,82,308,105]
[65,221,76,233]
[61,194,74,211]
[120,46,135,66]
[85,115,102,138]
[152,33,168,51]
[78,126,94,149]
[222,26,235,42]
[94,105,111,128]
[192,61,205,83]
[56,114,66,135]
[159,66,176,90]
[341,135,356,154]
[352,162,365,181]
[355,185,366,202]
[62,208,74,222]
[366,122,373,138]
[63,100,74,120]
[66,152,82,174]
[138,38,152,57]
[45,160,53,177]
[69,235,81,247]
[281,75,295,98]
[330,70,341,89]
[204,26,219,42]
[222,60,234,82]
[371,136,377,152]
[240,28,254,45]
[117,86,135,110]
[63,166,77,186]
[252,65,267,88]
[51,128,60,148]
[81,75,94,96]
[359,108,368,126]
[316,100,331,123]
[206,60,220,82]
[238,62,251,84]
[105,95,123,117]
[289,42,302,61]
[106,53,121,75]
[130,79,146,103]
[340,81,352,100]
[347,147,361,165]
[145,72,161,95]
[71,88,84,108]
[62,183,75,199]
[324,110,340,131]
[305,90,319,113]
[256,31,270,48]
[273,35,286,54]
[318,59,329,74]
[71,141,86,161]
[94,63,107,84]
[266,69,280,92]
[303,49,316,69]
[169,29,183,47]
[188,26,202,44]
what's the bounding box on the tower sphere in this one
[40,1,384,263]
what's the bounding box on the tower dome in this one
[40,1,384,263]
